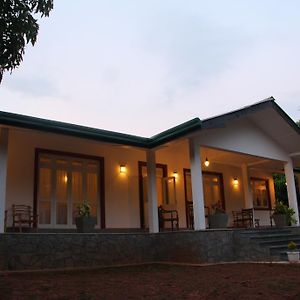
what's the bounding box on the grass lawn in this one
[0,263,300,299]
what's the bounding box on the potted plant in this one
[272,201,297,227]
[209,202,228,229]
[287,241,299,263]
[75,201,97,233]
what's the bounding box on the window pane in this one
[87,173,98,218]
[87,162,99,172]
[39,201,51,224]
[72,171,83,223]
[72,161,83,168]
[56,170,68,224]
[38,168,51,224]
[203,173,223,209]
[185,172,193,202]
[251,179,269,209]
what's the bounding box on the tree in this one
[273,173,288,205]
[297,120,300,127]
[0,0,53,83]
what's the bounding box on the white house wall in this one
[156,139,276,227]
[196,118,289,162]
[6,128,146,228]
[5,124,281,230]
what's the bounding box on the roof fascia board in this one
[0,112,148,148]
[202,97,300,135]
[148,118,201,148]
[0,111,201,149]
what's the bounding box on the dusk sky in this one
[1,1,300,136]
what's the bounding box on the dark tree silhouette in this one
[0,0,53,83]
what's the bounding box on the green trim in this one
[202,97,300,135]
[0,111,201,148]
[0,111,148,148]
[0,97,298,149]
[149,118,201,147]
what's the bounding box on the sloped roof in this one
[0,110,201,148]
[0,97,298,149]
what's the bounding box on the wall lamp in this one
[204,157,210,167]
[233,178,239,186]
[120,165,127,174]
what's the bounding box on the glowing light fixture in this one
[233,178,239,186]
[64,175,68,183]
[120,165,127,174]
[204,158,210,167]
[173,171,178,178]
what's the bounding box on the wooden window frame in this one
[183,168,225,227]
[34,148,105,229]
[138,161,168,229]
[250,177,271,211]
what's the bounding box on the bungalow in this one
[0,97,300,233]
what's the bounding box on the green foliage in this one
[77,201,91,217]
[273,174,288,205]
[273,201,297,225]
[296,120,300,127]
[0,0,53,82]
[288,241,297,251]
[211,201,225,214]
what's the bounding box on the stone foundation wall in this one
[0,230,267,271]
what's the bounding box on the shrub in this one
[288,241,297,251]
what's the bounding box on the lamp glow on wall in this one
[173,171,178,179]
[120,164,127,174]
[204,157,210,167]
[233,177,239,188]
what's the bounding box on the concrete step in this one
[236,228,297,261]
[239,229,291,236]
[259,238,300,247]
[250,233,300,241]
[269,245,293,255]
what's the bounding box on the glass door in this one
[37,153,101,228]
[183,169,225,227]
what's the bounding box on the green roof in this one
[0,97,298,149]
[0,111,201,148]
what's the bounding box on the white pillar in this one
[241,164,253,208]
[284,160,299,225]
[189,138,206,230]
[0,128,9,233]
[146,150,159,233]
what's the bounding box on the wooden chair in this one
[186,202,210,229]
[241,208,254,227]
[12,205,38,232]
[232,208,260,228]
[158,205,179,231]
[187,201,194,229]
[232,210,244,227]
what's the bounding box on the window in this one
[37,151,102,228]
[251,178,271,209]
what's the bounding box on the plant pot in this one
[209,213,228,229]
[273,214,287,228]
[287,251,299,263]
[75,216,97,233]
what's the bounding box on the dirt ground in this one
[0,263,300,300]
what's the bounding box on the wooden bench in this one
[158,205,179,231]
[12,205,38,232]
